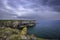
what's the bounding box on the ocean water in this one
[27,20,60,39]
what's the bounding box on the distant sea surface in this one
[27,20,60,39]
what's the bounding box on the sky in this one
[0,0,60,20]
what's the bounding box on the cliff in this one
[0,20,35,29]
[0,20,36,40]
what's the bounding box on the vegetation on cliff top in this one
[0,27,45,40]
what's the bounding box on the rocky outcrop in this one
[0,20,35,29]
[0,20,36,40]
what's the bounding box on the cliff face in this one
[0,20,35,29]
[0,20,36,40]
[0,27,37,40]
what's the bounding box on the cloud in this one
[0,9,18,20]
[0,0,60,20]
[39,0,60,12]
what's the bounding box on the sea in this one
[27,20,60,39]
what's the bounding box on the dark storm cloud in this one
[0,0,60,20]
[23,0,60,12]
[40,0,60,12]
